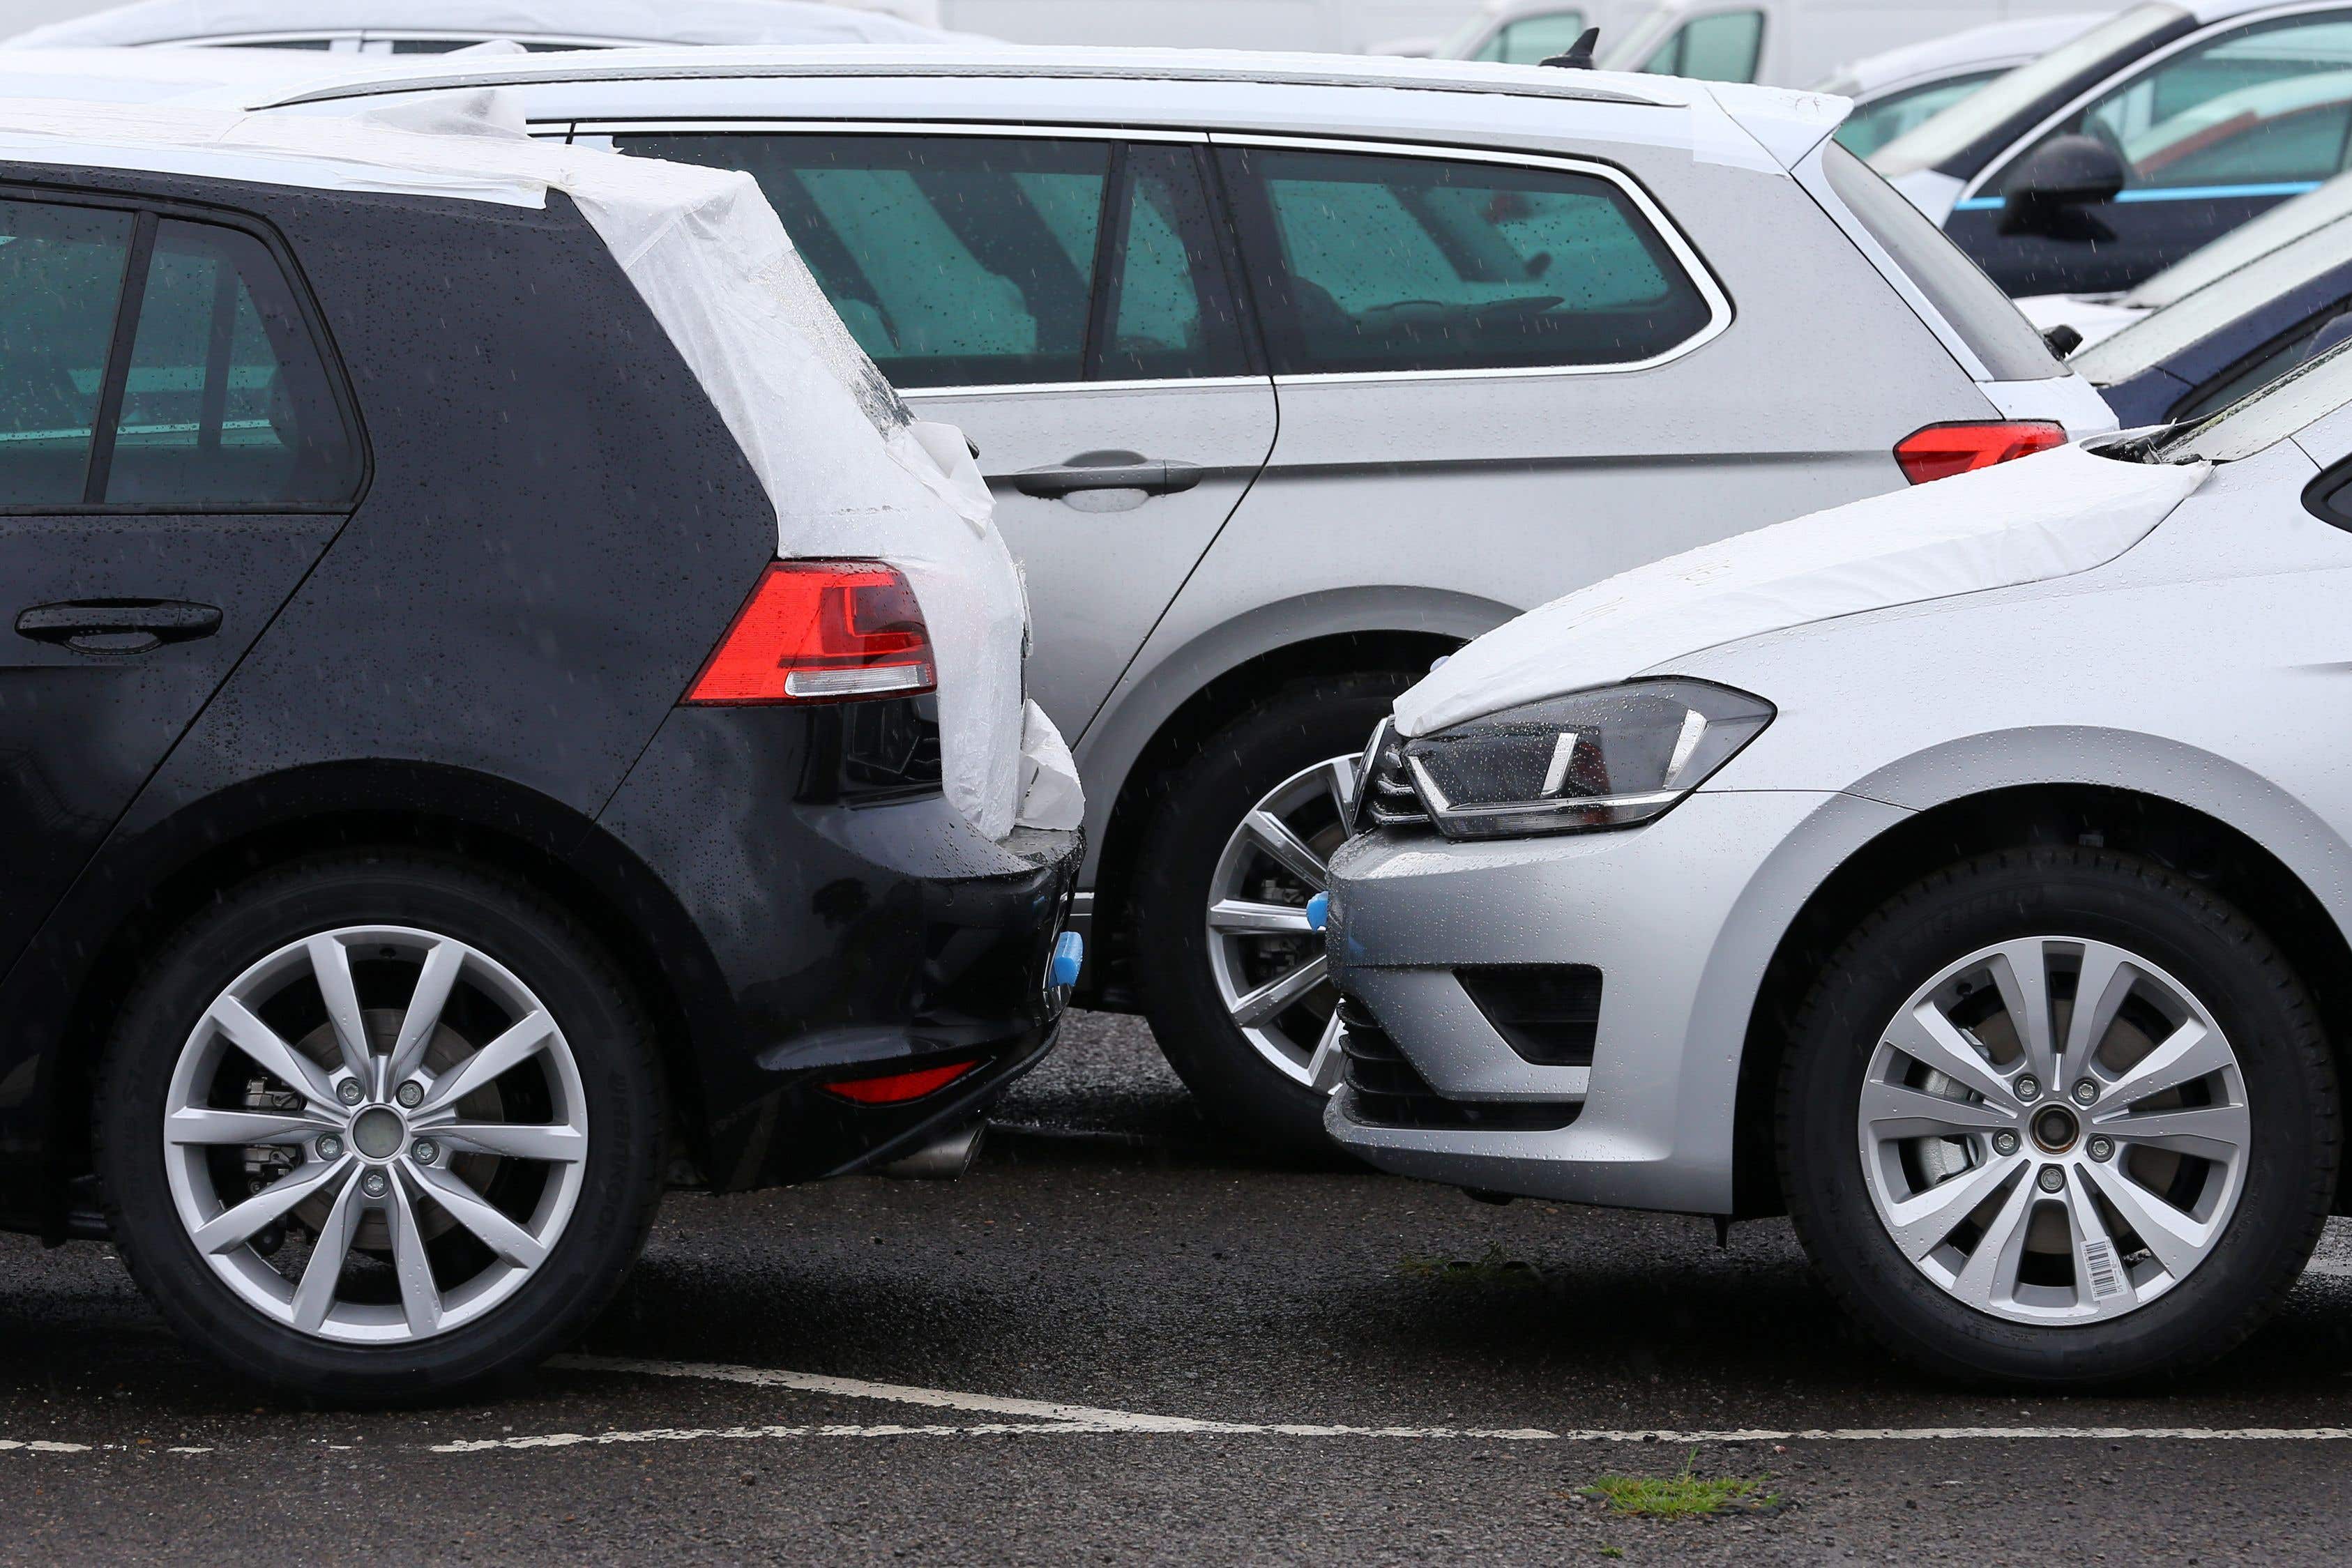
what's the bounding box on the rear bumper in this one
[597,704,1081,1189]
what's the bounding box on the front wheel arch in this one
[1734,784,2352,1221]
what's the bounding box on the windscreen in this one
[1869,3,2187,177]
[2151,335,2352,462]
[2124,173,2352,310]
[1822,143,2059,381]
[2077,222,2352,387]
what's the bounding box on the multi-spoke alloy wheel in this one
[99,854,664,1399]
[1204,754,1356,1093]
[1858,936,2247,1325]
[1783,846,2339,1386]
[162,926,589,1344]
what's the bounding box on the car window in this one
[1475,10,1587,64]
[613,134,1247,389]
[1871,3,2190,178]
[2152,332,2352,459]
[2172,303,2352,422]
[0,199,132,506]
[1221,146,1715,377]
[105,220,361,508]
[1835,72,2005,159]
[1820,143,2059,381]
[2075,222,2352,387]
[2017,13,2352,195]
[1639,9,1764,82]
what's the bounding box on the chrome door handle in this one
[1013,452,1204,499]
[17,599,223,654]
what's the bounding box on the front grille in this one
[1337,995,1580,1132]
[1459,966,1603,1067]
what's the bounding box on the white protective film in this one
[3,0,967,47]
[1395,443,2210,738]
[0,93,1065,839]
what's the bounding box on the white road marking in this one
[0,1440,89,1454]
[536,1357,2352,1448]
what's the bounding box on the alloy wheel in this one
[1856,936,2250,1325]
[1204,754,1357,1092]
[160,926,589,1344]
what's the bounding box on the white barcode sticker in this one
[2084,1238,2124,1301]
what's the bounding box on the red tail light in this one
[685,561,935,705]
[822,1060,978,1104]
[1894,420,2067,485]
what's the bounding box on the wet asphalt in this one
[5,1011,2352,1564]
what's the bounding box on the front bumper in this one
[1323,789,1905,1214]
[597,704,1082,1189]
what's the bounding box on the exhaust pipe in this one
[879,1120,986,1180]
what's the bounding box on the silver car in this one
[265,47,2113,1148]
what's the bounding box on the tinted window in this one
[0,200,132,505]
[615,134,1248,388]
[1822,144,2058,381]
[222,38,335,50]
[2174,304,2352,423]
[2021,13,2352,193]
[1223,146,1714,377]
[105,220,361,507]
[1835,72,2005,159]
[1476,10,1587,64]
[1641,9,1764,82]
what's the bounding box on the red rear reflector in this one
[1894,420,2067,485]
[822,1060,979,1105]
[685,561,936,705]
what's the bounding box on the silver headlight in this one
[1402,679,1773,840]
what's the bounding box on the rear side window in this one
[1639,10,1765,82]
[1220,145,1717,377]
[1835,72,2006,159]
[0,198,358,510]
[108,220,361,506]
[1821,143,2059,381]
[0,199,133,505]
[614,133,1250,390]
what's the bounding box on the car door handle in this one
[1013,453,1204,499]
[16,599,223,654]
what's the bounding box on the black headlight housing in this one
[1392,678,1774,840]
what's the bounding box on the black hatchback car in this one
[0,123,1079,1399]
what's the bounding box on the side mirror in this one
[2000,134,2127,238]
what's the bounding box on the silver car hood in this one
[1393,443,2210,738]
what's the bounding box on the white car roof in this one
[0,43,347,100]
[1,0,962,49]
[1821,13,2114,97]
[240,43,1849,173]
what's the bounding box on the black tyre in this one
[1132,670,1411,1153]
[96,853,665,1403]
[1780,846,2339,1386]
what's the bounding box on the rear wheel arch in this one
[1082,626,1473,1009]
[40,768,715,1226]
[1732,784,2352,1220]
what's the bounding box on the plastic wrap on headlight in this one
[1402,679,1773,839]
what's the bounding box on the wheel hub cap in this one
[1855,935,2250,1326]
[349,1106,405,1161]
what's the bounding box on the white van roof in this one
[2,0,964,49]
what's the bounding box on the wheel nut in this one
[397,1082,424,1109]
[2038,1165,2066,1194]
[1992,1130,2021,1157]
[361,1171,388,1198]
[2088,1136,2115,1162]
[2072,1079,2098,1106]
[2015,1075,2042,1103]
[337,1080,364,1106]
[411,1140,438,1166]
[316,1135,343,1160]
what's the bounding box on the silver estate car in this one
[260,47,2114,1148]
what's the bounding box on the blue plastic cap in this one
[1305,892,1330,932]
[1051,930,1085,989]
